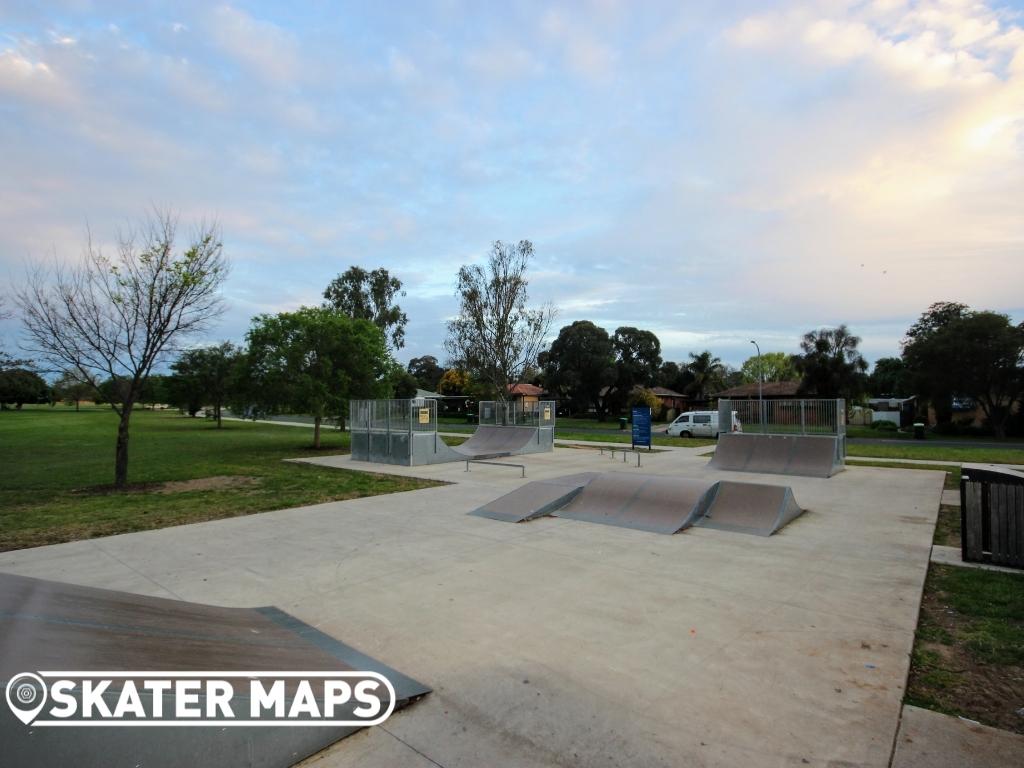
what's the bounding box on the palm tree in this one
[686,350,726,400]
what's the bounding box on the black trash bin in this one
[913,422,925,440]
[618,417,627,430]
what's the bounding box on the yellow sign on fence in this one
[543,406,551,421]
[418,408,430,424]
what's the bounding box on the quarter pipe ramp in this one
[709,433,844,478]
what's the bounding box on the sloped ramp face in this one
[555,473,718,534]
[696,481,804,536]
[710,433,843,478]
[452,425,553,459]
[0,573,429,768]
[470,473,599,522]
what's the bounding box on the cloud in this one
[204,5,302,85]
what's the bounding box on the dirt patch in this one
[73,476,261,496]
[907,567,1024,733]
[156,476,260,494]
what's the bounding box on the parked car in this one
[665,410,742,438]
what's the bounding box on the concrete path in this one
[891,705,1024,767]
[0,446,944,767]
[930,544,1024,575]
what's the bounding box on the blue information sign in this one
[631,406,652,450]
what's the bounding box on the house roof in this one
[714,380,802,398]
[651,386,686,397]
[415,388,442,399]
[508,382,544,396]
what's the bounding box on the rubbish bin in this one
[618,417,627,430]
[913,422,925,440]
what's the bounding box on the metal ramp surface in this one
[452,425,552,459]
[709,433,843,478]
[470,473,599,522]
[0,573,429,768]
[470,473,805,536]
[695,481,805,536]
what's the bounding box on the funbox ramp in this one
[709,433,844,478]
[353,425,553,466]
[471,472,804,536]
[0,573,429,768]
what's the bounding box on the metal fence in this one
[349,398,439,436]
[718,398,846,437]
[478,400,556,428]
[961,466,1024,569]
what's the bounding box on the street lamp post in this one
[750,340,763,432]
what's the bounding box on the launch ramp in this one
[0,573,429,768]
[470,473,599,522]
[471,473,805,536]
[695,481,805,536]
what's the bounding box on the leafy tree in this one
[438,368,471,396]
[390,365,420,399]
[0,368,48,409]
[685,350,726,400]
[245,307,389,448]
[740,352,798,384]
[53,370,94,411]
[444,240,555,402]
[901,302,969,425]
[656,361,694,394]
[407,355,444,391]
[323,267,408,350]
[868,357,908,397]
[542,321,615,416]
[903,307,1024,438]
[627,387,662,419]
[795,325,868,399]
[604,326,661,414]
[17,211,228,487]
[169,342,242,426]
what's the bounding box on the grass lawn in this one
[906,564,1024,733]
[0,409,440,552]
[847,443,1024,464]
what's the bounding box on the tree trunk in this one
[114,404,134,488]
[313,416,322,449]
[216,403,222,429]
[75,399,80,412]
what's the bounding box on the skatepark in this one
[0,403,950,768]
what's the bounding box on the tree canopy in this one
[444,240,555,401]
[795,325,868,399]
[902,304,1024,437]
[323,266,408,350]
[245,307,389,448]
[740,352,798,384]
[169,342,242,426]
[542,320,615,415]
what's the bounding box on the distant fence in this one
[478,400,556,428]
[961,465,1024,569]
[718,398,846,436]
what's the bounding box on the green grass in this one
[0,409,440,552]
[907,564,1024,732]
[847,443,1024,464]
[844,460,961,490]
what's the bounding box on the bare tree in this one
[18,211,228,487]
[444,240,555,402]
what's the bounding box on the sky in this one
[2,0,1023,371]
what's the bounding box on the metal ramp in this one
[0,573,429,768]
[709,433,844,478]
[452,425,553,459]
[471,473,805,536]
[470,473,599,522]
[695,481,804,536]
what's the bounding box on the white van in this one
[666,410,742,438]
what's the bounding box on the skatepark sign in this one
[631,406,652,450]
[5,671,396,727]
